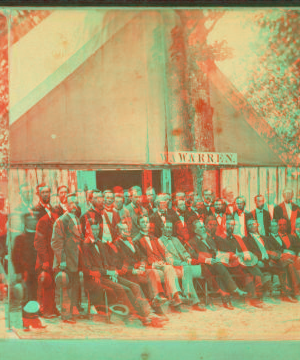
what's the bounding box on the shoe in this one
[172,293,183,307]
[170,304,183,313]
[281,295,298,303]
[142,317,164,328]
[217,289,230,298]
[222,300,234,310]
[54,307,61,316]
[63,318,76,324]
[152,306,169,321]
[42,313,59,319]
[249,299,264,308]
[152,294,168,307]
[191,303,206,312]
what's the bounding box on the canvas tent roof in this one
[9,10,288,167]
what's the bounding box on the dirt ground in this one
[1,297,300,341]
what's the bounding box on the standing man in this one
[211,198,227,237]
[274,188,300,234]
[149,194,172,239]
[233,196,253,238]
[146,186,157,217]
[51,193,84,323]
[80,190,103,238]
[251,195,271,236]
[101,190,121,242]
[33,184,53,221]
[113,186,132,234]
[53,185,69,218]
[124,189,131,207]
[126,186,147,240]
[168,192,190,245]
[197,189,214,222]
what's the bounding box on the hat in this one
[23,301,40,316]
[13,283,24,301]
[55,271,70,289]
[109,304,129,317]
[238,251,258,267]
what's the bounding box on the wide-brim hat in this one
[238,251,258,267]
[23,301,40,318]
[109,304,129,317]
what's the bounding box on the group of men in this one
[10,183,300,328]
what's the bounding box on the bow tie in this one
[105,208,113,213]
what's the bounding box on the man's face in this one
[278,219,287,234]
[104,192,114,208]
[21,186,31,204]
[67,196,79,214]
[132,190,142,206]
[176,195,186,212]
[146,189,156,204]
[203,190,213,204]
[124,191,130,205]
[248,220,258,234]
[270,221,279,234]
[58,187,68,204]
[206,219,218,236]
[226,220,235,235]
[120,223,130,238]
[91,224,100,240]
[163,222,173,237]
[158,199,168,212]
[139,216,150,233]
[235,198,245,211]
[283,190,293,203]
[214,200,224,214]
[194,221,206,238]
[226,191,235,204]
[255,196,265,210]
[40,186,51,204]
[114,194,124,210]
[92,192,103,210]
[186,193,194,207]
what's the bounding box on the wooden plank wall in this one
[220,167,300,212]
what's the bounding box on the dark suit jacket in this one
[34,212,59,270]
[215,234,245,254]
[197,202,214,222]
[292,233,300,255]
[242,233,275,262]
[101,209,121,241]
[126,203,148,239]
[32,203,53,221]
[12,232,37,274]
[51,212,84,272]
[134,233,167,266]
[115,238,144,273]
[251,208,271,236]
[273,202,300,234]
[186,235,218,263]
[149,210,173,239]
[80,208,103,238]
[268,233,299,255]
[167,208,191,244]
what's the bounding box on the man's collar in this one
[271,232,279,237]
[140,231,149,237]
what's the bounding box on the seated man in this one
[134,215,188,313]
[82,219,163,327]
[243,219,297,303]
[186,219,247,310]
[149,193,173,239]
[215,216,267,307]
[267,219,299,299]
[159,220,206,311]
[115,221,168,318]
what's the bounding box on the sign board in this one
[160,152,237,165]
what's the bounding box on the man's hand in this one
[187,258,192,265]
[60,262,67,270]
[90,270,101,278]
[95,278,101,285]
[107,270,118,277]
[42,262,50,270]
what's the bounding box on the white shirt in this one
[285,202,292,220]
[271,233,282,246]
[233,212,245,237]
[101,213,113,243]
[256,208,265,236]
[60,202,68,213]
[144,236,153,251]
[157,210,166,224]
[68,212,80,228]
[123,239,135,253]
[216,214,222,226]
[251,233,269,260]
